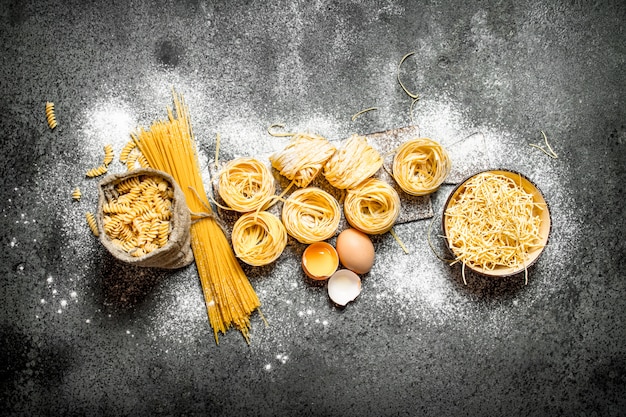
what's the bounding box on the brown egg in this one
[335,228,375,274]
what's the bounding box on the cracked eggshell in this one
[327,269,361,306]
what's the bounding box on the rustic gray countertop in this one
[1,1,625,416]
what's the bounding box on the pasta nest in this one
[231,211,287,266]
[344,178,400,235]
[269,132,336,187]
[323,134,383,190]
[281,187,341,244]
[392,138,451,196]
[218,157,276,213]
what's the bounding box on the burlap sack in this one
[96,168,194,269]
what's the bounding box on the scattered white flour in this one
[19,72,583,360]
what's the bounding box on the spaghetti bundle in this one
[269,132,336,187]
[134,91,260,343]
[392,138,451,196]
[218,157,275,212]
[323,134,383,190]
[344,178,400,235]
[282,187,340,244]
[231,211,287,266]
[444,172,544,273]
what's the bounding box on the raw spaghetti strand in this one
[397,52,420,122]
[351,107,378,121]
[134,91,260,343]
[267,123,296,137]
[529,130,558,159]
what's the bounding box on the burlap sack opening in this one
[96,168,194,269]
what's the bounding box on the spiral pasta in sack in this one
[392,137,451,196]
[344,178,400,235]
[96,168,193,269]
[282,187,341,244]
[269,132,336,187]
[323,134,383,190]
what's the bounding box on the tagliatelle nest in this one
[343,178,400,235]
[217,157,276,213]
[231,211,287,266]
[392,137,451,196]
[269,132,336,188]
[323,134,383,190]
[281,187,341,244]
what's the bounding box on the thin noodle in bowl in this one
[442,170,551,279]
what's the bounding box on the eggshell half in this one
[328,269,362,306]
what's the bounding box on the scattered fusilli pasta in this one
[72,187,82,201]
[45,102,57,129]
[85,212,99,236]
[86,165,108,178]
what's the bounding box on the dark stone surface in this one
[1,1,625,416]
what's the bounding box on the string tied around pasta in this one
[185,185,230,232]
